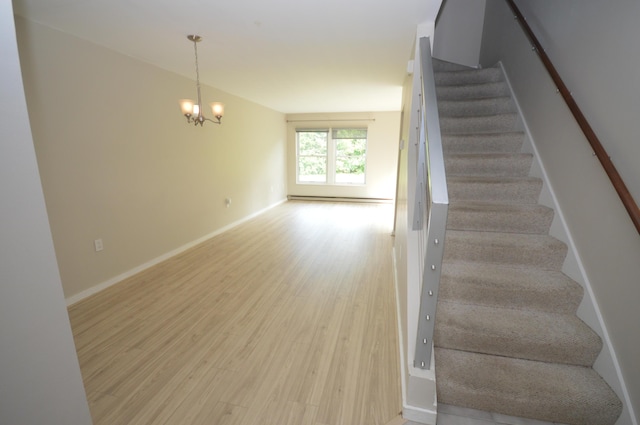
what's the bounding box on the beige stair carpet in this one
[431,59,622,425]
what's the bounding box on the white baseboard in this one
[66,199,287,307]
[402,405,437,425]
[287,195,393,204]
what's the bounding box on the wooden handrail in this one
[505,0,640,234]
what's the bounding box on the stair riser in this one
[448,178,542,204]
[445,154,532,177]
[438,98,515,118]
[442,133,525,154]
[439,268,582,314]
[441,114,520,134]
[444,232,567,270]
[447,204,553,234]
[436,82,511,101]
[435,68,503,85]
[432,60,474,72]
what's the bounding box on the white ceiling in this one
[13,0,432,114]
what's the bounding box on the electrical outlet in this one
[94,238,104,252]
[225,198,231,208]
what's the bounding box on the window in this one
[297,130,328,183]
[296,128,367,185]
[333,128,367,184]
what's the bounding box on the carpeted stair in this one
[431,59,623,425]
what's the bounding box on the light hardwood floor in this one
[68,201,402,425]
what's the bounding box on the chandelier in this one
[179,35,224,126]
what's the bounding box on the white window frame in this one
[296,128,367,185]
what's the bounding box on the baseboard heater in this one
[287,195,393,204]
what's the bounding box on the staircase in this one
[431,60,623,425]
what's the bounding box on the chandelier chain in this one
[193,39,202,111]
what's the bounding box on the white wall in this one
[433,0,486,68]
[0,4,92,424]
[286,112,400,199]
[511,0,640,205]
[394,75,413,418]
[16,17,288,301]
[480,1,640,423]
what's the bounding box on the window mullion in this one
[327,130,336,185]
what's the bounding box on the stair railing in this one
[412,36,448,370]
[505,0,640,234]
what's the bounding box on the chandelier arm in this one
[202,116,222,125]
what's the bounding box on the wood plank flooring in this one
[68,201,402,425]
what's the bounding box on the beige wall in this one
[286,112,400,199]
[16,17,287,301]
[1,5,91,423]
[480,1,640,422]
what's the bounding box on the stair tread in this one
[435,300,602,366]
[447,201,553,234]
[435,348,623,425]
[436,82,511,101]
[444,230,567,270]
[448,200,551,213]
[445,228,567,246]
[438,97,516,118]
[439,96,512,104]
[448,176,543,204]
[449,175,539,183]
[440,113,520,134]
[435,67,503,85]
[445,153,533,177]
[440,262,583,313]
[446,152,532,160]
[432,59,475,72]
[442,132,525,154]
